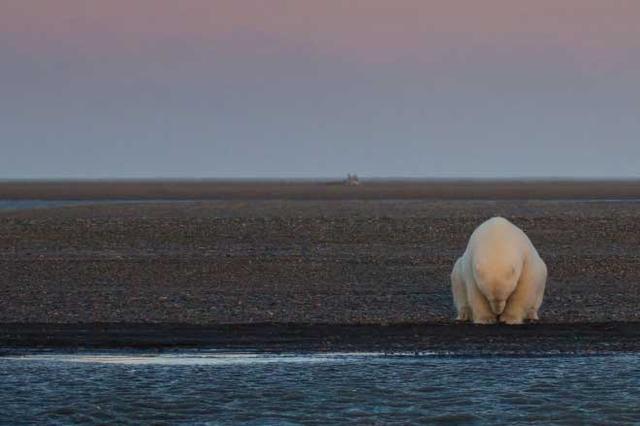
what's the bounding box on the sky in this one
[1,0,639,179]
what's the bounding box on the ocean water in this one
[1,351,639,425]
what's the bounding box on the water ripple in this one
[1,352,639,424]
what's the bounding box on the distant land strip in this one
[2,179,640,200]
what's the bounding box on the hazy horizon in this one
[2,1,639,179]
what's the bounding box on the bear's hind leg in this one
[451,258,472,321]
[521,256,546,323]
[457,306,472,321]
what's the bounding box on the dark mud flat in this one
[2,322,640,354]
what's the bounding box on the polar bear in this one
[451,217,547,325]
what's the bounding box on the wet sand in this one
[2,323,640,354]
[1,181,640,352]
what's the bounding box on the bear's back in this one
[466,217,531,270]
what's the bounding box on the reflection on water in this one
[1,351,639,424]
[6,352,393,366]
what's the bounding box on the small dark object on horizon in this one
[345,174,360,186]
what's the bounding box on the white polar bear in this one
[451,217,547,325]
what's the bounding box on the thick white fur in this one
[451,217,547,325]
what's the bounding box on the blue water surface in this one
[1,351,639,425]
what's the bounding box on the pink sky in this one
[3,0,639,67]
[2,1,639,178]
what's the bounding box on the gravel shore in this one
[2,198,640,323]
[1,187,640,351]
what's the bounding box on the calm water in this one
[1,352,639,425]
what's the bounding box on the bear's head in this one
[472,258,522,315]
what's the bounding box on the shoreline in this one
[2,322,640,354]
